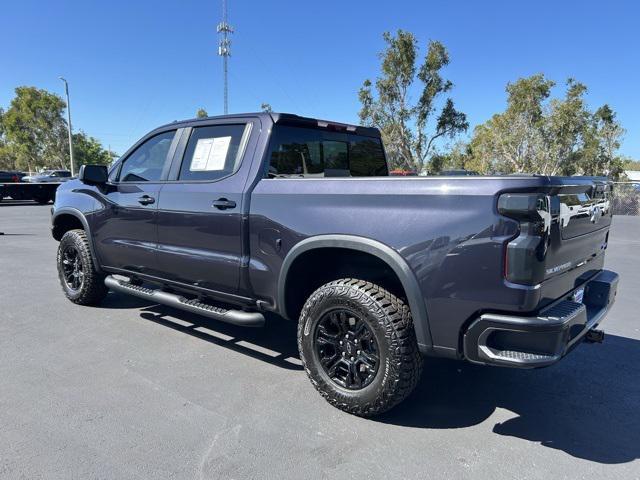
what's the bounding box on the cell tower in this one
[217,0,233,114]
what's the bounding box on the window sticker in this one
[190,136,231,171]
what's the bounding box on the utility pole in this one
[217,0,233,114]
[59,77,75,176]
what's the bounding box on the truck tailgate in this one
[500,177,613,297]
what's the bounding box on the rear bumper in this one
[463,269,619,368]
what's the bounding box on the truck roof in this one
[157,112,381,138]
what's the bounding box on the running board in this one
[104,275,265,327]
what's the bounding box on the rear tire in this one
[57,229,108,305]
[298,278,422,417]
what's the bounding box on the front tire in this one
[57,229,108,305]
[298,278,422,417]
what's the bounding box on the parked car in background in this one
[23,170,72,183]
[439,169,480,176]
[389,168,417,176]
[0,170,26,183]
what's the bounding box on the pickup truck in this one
[51,112,619,417]
[0,170,61,204]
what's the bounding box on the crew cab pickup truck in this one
[51,112,619,416]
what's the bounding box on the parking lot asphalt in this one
[1,202,639,480]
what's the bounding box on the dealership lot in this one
[1,203,639,480]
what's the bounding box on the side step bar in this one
[104,275,265,327]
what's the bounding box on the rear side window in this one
[349,137,388,177]
[118,130,176,182]
[267,126,387,177]
[178,124,252,181]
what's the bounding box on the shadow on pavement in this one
[101,291,301,370]
[99,291,639,463]
[378,334,640,464]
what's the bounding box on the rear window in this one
[267,126,387,178]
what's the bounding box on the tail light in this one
[498,193,551,285]
[11,174,19,183]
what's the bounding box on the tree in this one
[2,86,68,172]
[586,105,626,177]
[260,102,273,113]
[468,75,626,178]
[0,108,14,170]
[623,157,640,170]
[196,108,208,118]
[429,141,471,174]
[1,86,118,172]
[73,131,117,166]
[358,30,468,172]
[469,74,555,174]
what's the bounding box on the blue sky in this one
[2,0,639,158]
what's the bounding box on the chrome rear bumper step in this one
[104,275,265,327]
[463,270,618,368]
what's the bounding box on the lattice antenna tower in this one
[217,0,233,114]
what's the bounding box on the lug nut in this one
[342,352,345,356]
[350,357,354,361]
[356,350,361,354]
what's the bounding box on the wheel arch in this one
[277,235,433,351]
[52,207,101,272]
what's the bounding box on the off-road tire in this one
[298,278,422,417]
[57,229,108,305]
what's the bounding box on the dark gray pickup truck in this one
[51,112,619,416]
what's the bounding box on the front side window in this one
[267,126,387,177]
[118,130,175,182]
[178,123,251,181]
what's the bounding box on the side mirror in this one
[79,164,108,185]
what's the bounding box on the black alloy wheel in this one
[298,278,423,417]
[61,245,84,292]
[314,309,380,390]
[57,229,108,305]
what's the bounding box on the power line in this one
[217,0,233,114]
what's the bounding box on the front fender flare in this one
[277,234,433,351]
[52,207,102,272]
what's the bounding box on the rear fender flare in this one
[277,235,433,350]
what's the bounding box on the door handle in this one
[212,198,236,210]
[137,195,155,205]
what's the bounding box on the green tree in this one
[358,30,468,172]
[623,157,640,170]
[260,102,273,113]
[468,74,625,178]
[428,141,471,174]
[2,86,68,172]
[585,105,626,177]
[0,108,13,170]
[73,131,117,166]
[196,108,208,118]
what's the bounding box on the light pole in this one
[59,77,75,176]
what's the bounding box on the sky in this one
[2,0,639,158]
